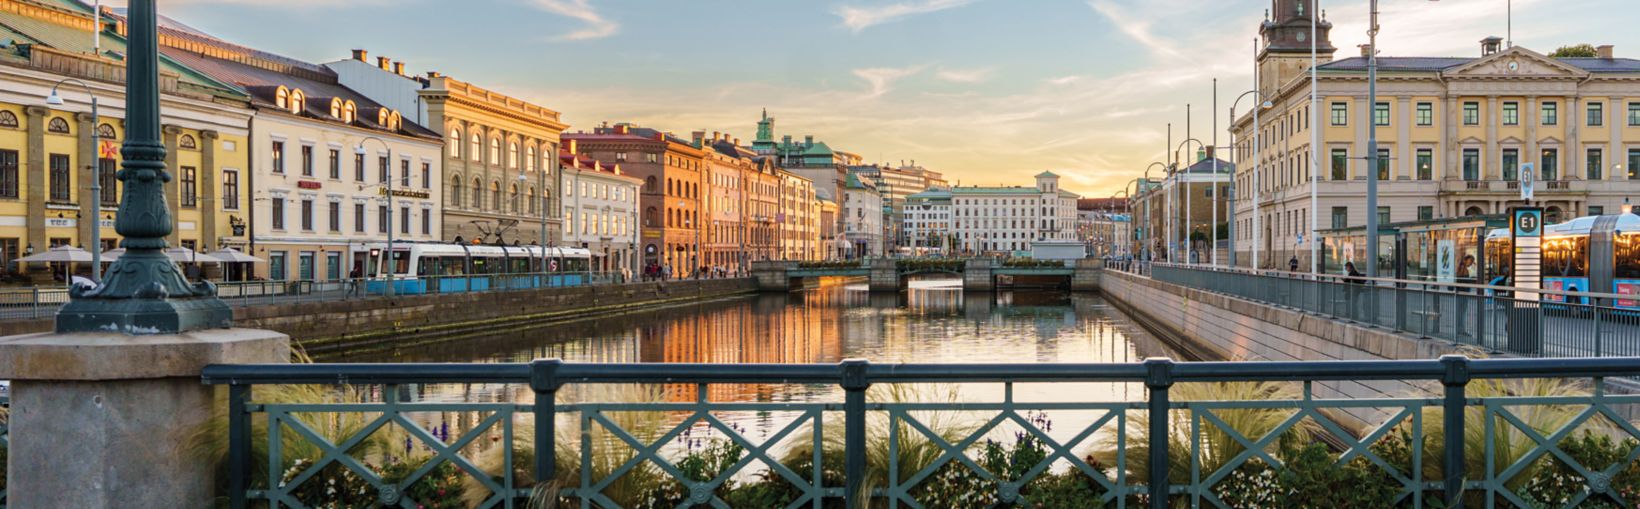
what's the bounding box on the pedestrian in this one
[1289,255,1299,273]
[662,264,672,281]
[1454,254,1476,340]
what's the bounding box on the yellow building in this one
[1232,0,1640,269]
[0,0,250,277]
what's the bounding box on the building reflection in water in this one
[342,277,1175,460]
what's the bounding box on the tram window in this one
[1542,236,1588,277]
[472,258,490,274]
[1615,234,1640,279]
[391,251,410,275]
[1485,238,1512,281]
[511,258,530,273]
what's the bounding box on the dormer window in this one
[377,108,388,126]
[288,89,305,115]
[387,111,401,131]
[329,98,342,118]
[342,101,357,123]
[274,86,289,109]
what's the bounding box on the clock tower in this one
[1257,0,1334,98]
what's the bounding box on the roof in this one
[1036,170,1058,178]
[0,0,241,98]
[1180,157,1235,174]
[907,189,952,200]
[1319,55,1640,73]
[951,186,1045,195]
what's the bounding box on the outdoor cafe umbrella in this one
[100,247,224,264]
[206,247,263,263]
[14,245,95,287]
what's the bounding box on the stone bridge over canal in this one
[750,258,1102,292]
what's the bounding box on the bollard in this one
[840,359,870,508]
[1440,355,1470,505]
[531,358,563,487]
[1143,358,1175,509]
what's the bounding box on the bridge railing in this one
[1148,263,1640,359]
[199,356,1640,508]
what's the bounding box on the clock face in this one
[1296,32,1306,42]
[1508,61,1520,71]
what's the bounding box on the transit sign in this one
[1511,207,1543,301]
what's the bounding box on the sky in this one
[134,0,1640,197]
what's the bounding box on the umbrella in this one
[101,247,224,263]
[207,247,264,263]
[14,245,94,263]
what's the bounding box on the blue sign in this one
[1513,208,1543,238]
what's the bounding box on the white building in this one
[904,189,953,254]
[560,144,641,277]
[941,172,1081,256]
[841,172,883,258]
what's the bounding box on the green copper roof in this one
[0,4,242,99]
[951,187,1044,195]
[1036,170,1059,178]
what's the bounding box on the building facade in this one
[904,189,953,254]
[566,124,704,272]
[850,161,947,251]
[1133,154,1233,264]
[947,172,1080,255]
[158,30,443,282]
[841,172,883,258]
[1231,0,1640,269]
[777,170,819,260]
[0,1,253,278]
[560,142,640,276]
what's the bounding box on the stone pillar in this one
[76,112,98,251]
[867,258,901,293]
[200,130,219,249]
[1487,96,1499,180]
[0,328,289,508]
[1072,258,1102,292]
[162,124,181,246]
[24,106,48,271]
[751,260,797,292]
[963,258,995,292]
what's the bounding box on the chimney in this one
[1481,36,1503,56]
[614,124,629,135]
[691,131,706,146]
[732,137,740,146]
[377,56,391,70]
[804,135,814,147]
[351,49,368,62]
[1598,44,1615,59]
[1205,146,1216,160]
[1358,44,1372,57]
[393,61,405,75]
[426,71,440,79]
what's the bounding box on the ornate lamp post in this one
[45,78,103,281]
[56,0,230,334]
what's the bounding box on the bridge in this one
[751,258,1102,292]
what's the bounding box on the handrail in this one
[1150,261,1633,301]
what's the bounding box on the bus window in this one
[391,250,411,275]
[1542,236,1588,277]
[1485,237,1512,283]
[1615,233,1640,280]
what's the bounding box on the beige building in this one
[778,170,819,260]
[1232,0,1640,269]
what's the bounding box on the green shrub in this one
[1277,441,1402,508]
[1515,430,1640,509]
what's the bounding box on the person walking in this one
[1289,255,1300,273]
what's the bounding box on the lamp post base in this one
[54,248,231,334]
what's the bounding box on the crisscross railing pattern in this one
[201,356,1640,509]
[2,393,9,509]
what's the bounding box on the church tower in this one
[1257,0,1335,98]
[753,108,777,155]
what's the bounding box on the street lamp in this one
[355,136,397,297]
[46,78,103,282]
[1230,89,1274,270]
[1143,162,1166,261]
[1175,138,1205,264]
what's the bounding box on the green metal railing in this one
[1,392,8,508]
[200,356,1640,508]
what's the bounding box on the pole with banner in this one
[1509,206,1543,354]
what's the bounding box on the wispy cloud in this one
[935,67,993,83]
[853,65,925,98]
[834,0,977,33]
[1087,0,1183,59]
[1046,75,1083,86]
[530,0,618,41]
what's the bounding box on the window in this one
[1416,149,1433,180]
[400,159,410,187]
[1629,149,1640,180]
[1374,102,1390,126]
[448,128,461,158]
[1418,206,1434,222]
[472,178,482,208]
[1588,102,1604,126]
[328,201,340,232]
[222,170,239,210]
[378,156,389,183]
[1463,149,1480,180]
[328,149,340,179]
[0,111,17,128]
[1541,102,1558,126]
[491,180,501,209]
[96,123,115,139]
[300,199,314,231]
[378,205,389,233]
[269,252,287,281]
[354,153,365,182]
[400,207,410,234]
[271,197,285,230]
[47,117,69,134]
[1591,206,1606,216]
[99,158,116,206]
[450,177,464,207]
[326,252,342,281]
[1541,148,1559,181]
[0,149,16,199]
[1503,102,1519,125]
[508,142,518,168]
[354,203,366,232]
[1330,102,1347,125]
[329,99,342,119]
[421,208,431,235]
[1331,207,1348,229]
[298,252,314,281]
[178,134,196,149]
[288,89,305,115]
[1502,148,1519,181]
[489,138,500,165]
[1376,149,1390,180]
[470,133,481,161]
[1377,207,1391,225]
[180,166,197,207]
[300,145,314,176]
[1588,148,1604,180]
[421,163,431,189]
[49,153,70,202]
[1329,149,1347,180]
[1416,102,1433,126]
[1463,102,1480,125]
[342,101,356,123]
[271,141,285,173]
[1630,103,1640,126]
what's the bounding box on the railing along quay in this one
[1146,262,1640,359]
[199,356,1640,508]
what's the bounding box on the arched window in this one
[667,179,674,196]
[96,123,115,139]
[342,101,357,123]
[387,111,401,131]
[527,186,537,214]
[469,133,481,161]
[450,176,464,207]
[274,86,289,109]
[47,117,69,134]
[329,98,342,118]
[645,206,659,227]
[490,180,501,210]
[645,176,657,193]
[510,183,520,212]
[526,146,537,171]
[447,128,461,158]
[179,134,198,150]
[508,142,518,169]
[471,178,483,208]
[0,111,17,128]
[377,108,388,126]
[287,89,305,115]
[489,138,501,165]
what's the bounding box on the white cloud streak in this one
[935,67,993,83]
[834,0,977,33]
[852,66,926,98]
[530,0,618,41]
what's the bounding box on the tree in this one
[1550,44,1599,58]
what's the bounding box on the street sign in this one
[1520,162,1535,201]
[1511,207,1543,301]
